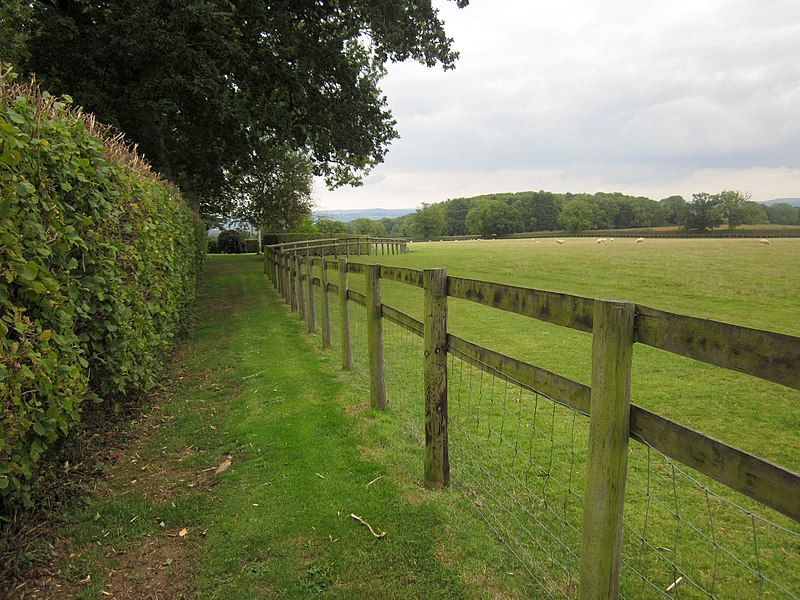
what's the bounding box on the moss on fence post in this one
[306,256,316,333]
[320,259,332,349]
[424,268,449,488]
[295,254,305,319]
[366,264,386,410]
[579,299,635,599]
[339,258,352,371]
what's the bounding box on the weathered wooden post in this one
[365,264,386,410]
[306,256,316,333]
[424,268,449,488]
[320,260,332,349]
[579,299,635,600]
[276,251,282,294]
[283,251,290,302]
[276,251,283,296]
[287,253,296,310]
[339,258,353,370]
[295,254,305,318]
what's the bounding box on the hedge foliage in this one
[0,67,205,503]
[217,229,246,254]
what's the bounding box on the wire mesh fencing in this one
[446,348,588,598]
[620,439,800,599]
[383,317,425,446]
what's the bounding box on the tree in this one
[684,192,723,232]
[465,200,520,236]
[23,0,469,216]
[410,203,446,239]
[443,197,473,235]
[742,201,768,225]
[510,192,538,231]
[530,191,562,231]
[716,190,752,229]
[217,230,247,254]
[765,203,800,225]
[315,219,349,236]
[558,199,595,232]
[660,196,687,226]
[0,0,30,70]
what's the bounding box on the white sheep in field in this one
[609,238,615,242]
[635,237,645,244]
[596,238,608,244]
[556,239,566,245]
[759,239,771,245]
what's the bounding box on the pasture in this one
[304,239,800,597]
[345,237,799,470]
[270,239,800,597]
[323,236,800,596]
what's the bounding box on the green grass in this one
[335,237,800,597]
[16,240,798,599]
[23,254,536,599]
[345,238,800,470]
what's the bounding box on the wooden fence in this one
[263,240,799,599]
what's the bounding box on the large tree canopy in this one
[21,0,468,220]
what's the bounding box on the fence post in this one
[277,251,283,296]
[320,260,332,349]
[295,254,305,318]
[306,256,316,332]
[366,264,386,410]
[339,258,353,370]
[424,268,449,488]
[276,251,281,293]
[288,254,297,311]
[579,299,635,600]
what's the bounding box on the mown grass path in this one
[18,254,525,599]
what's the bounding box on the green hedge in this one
[0,67,205,503]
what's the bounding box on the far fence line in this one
[266,236,408,257]
[263,239,799,599]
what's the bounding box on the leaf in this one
[178,528,189,537]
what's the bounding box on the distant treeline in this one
[312,191,800,239]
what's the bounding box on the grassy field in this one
[345,237,800,470]
[335,236,800,597]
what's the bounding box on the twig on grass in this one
[350,514,386,539]
[242,370,267,380]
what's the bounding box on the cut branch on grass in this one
[350,514,387,539]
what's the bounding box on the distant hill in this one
[761,198,800,206]
[314,208,416,222]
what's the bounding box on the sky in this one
[313,0,800,212]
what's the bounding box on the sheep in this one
[759,239,771,245]
[555,239,566,245]
[609,238,615,242]
[635,237,645,244]
[596,238,608,244]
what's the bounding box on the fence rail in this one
[264,242,799,598]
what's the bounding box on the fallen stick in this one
[666,576,684,593]
[350,514,386,539]
[242,369,267,380]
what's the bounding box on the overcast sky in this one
[314,0,800,211]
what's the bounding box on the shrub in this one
[0,67,204,503]
[244,239,260,253]
[217,229,246,253]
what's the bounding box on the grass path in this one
[16,254,527,599]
